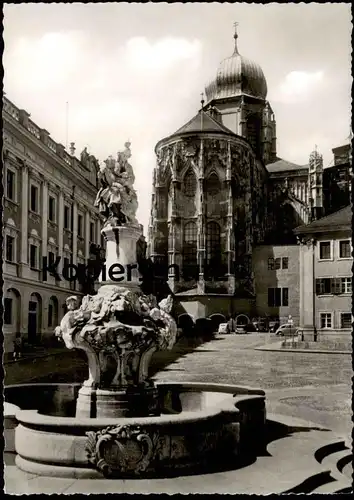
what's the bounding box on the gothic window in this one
[183,169,196,197]
[206,173,220,195]
[183,222,198,278]
[206,221,221,265]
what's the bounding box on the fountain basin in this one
[5,382,266,479]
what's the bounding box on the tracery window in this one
[206,173,220,195]
[206,221,221,265]
[183,222,198,279]
[183,169,196,197]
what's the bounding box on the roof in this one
[266,158,308,174]
[294,205,352,234]
[172,110,236,137]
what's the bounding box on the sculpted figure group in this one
[94,142,139,227]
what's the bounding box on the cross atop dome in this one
[233,22,239,54]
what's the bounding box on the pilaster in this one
[85,210,90,259]
[96,218,102,245]
[298,236,317,340]
[168,145,178,292]
[20,163,29,267]
[58,191,64,276]
[226,141,235,294]
[72,201,78,266]
[41,179,48,259]
[197,139,205,293]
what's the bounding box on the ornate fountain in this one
[5,143,266,480]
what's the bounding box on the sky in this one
[3,3,352,231]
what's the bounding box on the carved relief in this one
[85,425,157,477]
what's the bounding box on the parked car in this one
[217,323,230,334]
[275,324,298,337]
[269,320,280,333]
[252,319,267,332]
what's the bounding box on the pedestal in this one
[100,224,142,289]
[76,385,160,418]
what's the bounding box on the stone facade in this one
[148,124,268,301]
[3,96,104,355]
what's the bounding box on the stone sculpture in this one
[55,285,177,391]
[94,142,138,227]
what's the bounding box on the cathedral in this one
[147,27,351,329]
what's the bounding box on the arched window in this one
[183,169,196,197]
[206,221,221,266]
[48,296,59,328]
[206,173,220,195]
[183,222,198,279]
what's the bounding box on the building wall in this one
[252,244,300,325]
[314,232,352,337]
[3,96,104,355]
[298,230,352,338]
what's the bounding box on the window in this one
[340,313,352,329]
[4,298,13,325]
[183,222,198,278]
[63,257,70,271]
[339,240,351,259]
[48,251,55,267]
[6,169,15,200]
[268,288,288,307]
[282,288,289,307]
[6,235,14,262]
[48,303,53,327]
[64,206,70,229]
[316,278,331,295]
[319,241,331,260]
[48,196,56,222]
[30,245,38,269]
[183,170,196,197]
[90,222,95,242]
[269,257,288,270]
[206,221,221,266]
[30,185,38,212]
[320,313,332,329]
[206,173,221,195]
[78,214,83,237]
[341,277,352,294]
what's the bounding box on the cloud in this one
[124,36,202,72]
[275,70,324,103]
[4,31,87,91]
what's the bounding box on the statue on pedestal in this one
[94,142,138,228]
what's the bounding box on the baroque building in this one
[148,27,352,329]
[3,95,104,357]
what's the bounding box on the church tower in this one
[308,147,324,220]
[204,24,277,165]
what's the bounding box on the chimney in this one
[70,142,76,156]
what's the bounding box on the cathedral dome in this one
[205,29,267,102]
